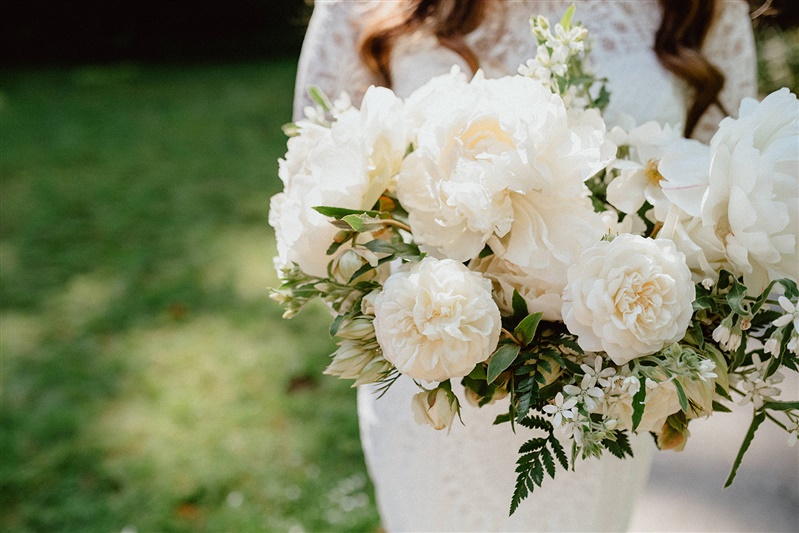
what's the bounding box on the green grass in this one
[0,61,380,532]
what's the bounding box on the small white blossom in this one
[701,278,715,290]
[563,374,605,412]
[543,392,579,427]
[764,337,781,357]
[774,296,799,329]
[580,356,617,388]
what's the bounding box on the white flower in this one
[398,72,614,263]
[411,388,459,432]
[563,374,604,412]
[658,88,799,293]
[774,296,799,329]
[764,337,781,357]
[469,251,569,321]
[543,392,578,427]
[372,258,501,382]
[562,235,695,365]
[269,86,408,278]
[605,121,684,221]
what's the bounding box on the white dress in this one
[293,1,757,531]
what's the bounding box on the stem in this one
[502,328,523,346]
[381,219,411,232]
[765,411,788,431]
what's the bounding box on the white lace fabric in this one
[292,1,757,531]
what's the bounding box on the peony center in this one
[456,117,515,160]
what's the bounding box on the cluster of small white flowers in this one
[712,315,743,353]
[302,91,353,126]
[733,353,784,410]
[518,13,589,103]
[767,295,799,356]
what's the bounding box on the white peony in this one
[398,72,614,263]
[269,86,408,278]
[658,88,799,291]
[470,251,566,321]
[373,257,501,382]
[562,234,695,365]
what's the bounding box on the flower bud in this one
[411,388,459,432]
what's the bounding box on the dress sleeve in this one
[694,0,758,142]
[293,0,381,121]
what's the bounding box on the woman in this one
[293,1,757,530]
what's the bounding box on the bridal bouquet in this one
[270,7,798,514]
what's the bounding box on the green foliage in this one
[487,345,521,384]
[509,416,567,516]
[724,412,766,488]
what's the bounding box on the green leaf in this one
[312,205,380,219]
[761,400,799,412]
[724,411,766,487]
[487,344,521,384]
[549,434,569,470]
[726,278,749,315]
[348,255,395,283]
[631,384,647,432]
[363,239,421,258]
[712,401,732,413]
[514,312,543,347]
[307,85,332,111]
[541,448,556,479]
[672,379,689,412]
[493,413,512,425]
[559,3,576,31]
[512,290,528,319]
[329,314,346,337]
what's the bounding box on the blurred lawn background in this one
[1,2,798,532]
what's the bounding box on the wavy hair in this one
[358,0,725,138]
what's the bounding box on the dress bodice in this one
[294,0,756,142]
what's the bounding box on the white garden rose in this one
[398,72,614,263]
[659,88,799,291]
[269,86,408,278]
[373,257,501,382]
[562,234,695,365]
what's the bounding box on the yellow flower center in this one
[645,158,664,187]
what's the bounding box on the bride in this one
[292,1,757,530]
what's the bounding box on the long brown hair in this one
[359,0,725,138]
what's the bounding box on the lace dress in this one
[293,1,757,531]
